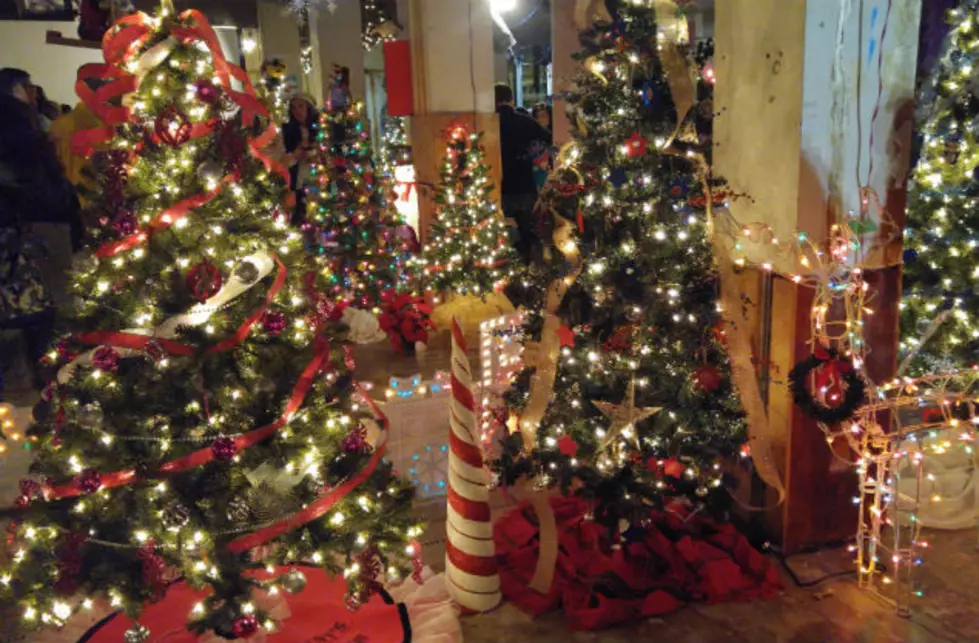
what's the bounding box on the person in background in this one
[34,86,62,133]
[530,101,554,192]
[282,93,318,225]
[495,83,551,263]
[0,94,79,397]
[0,68,38,128]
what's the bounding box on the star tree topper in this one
[593,377,661,454]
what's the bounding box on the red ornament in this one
[74,469,102,494]
[342,424,370,453]
[211,437,238,462]
[92,345,120,372]
[711,321,727,346]
[195,79,220,105]
[262,311,287,336]
[557,434,579,458]
[604,325,637,354]
[557,325,576,348]
[624,132,648,157]
[187,261,223,302]
[138,541,167,600]
[112,209,138,236]
[692,364,722,393]
[662,458,686,478]
[155,106,192,148]
[232,615,259,638]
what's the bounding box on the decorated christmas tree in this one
[495,3,744,529]
[900,0,979,373]
[417,126,517,297]
[1,5,421,639]
[306,67,412,310]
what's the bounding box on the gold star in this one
[593,377,661,454]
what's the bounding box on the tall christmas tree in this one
[306,69,411,310]
[496,4,744,529]
[901,0,979,373]
[417,126,517,297]
[1,5,420,639]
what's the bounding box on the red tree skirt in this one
[78,566,411,643]
[494,496,781,631]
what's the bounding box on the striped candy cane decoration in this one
[445,317,501,613]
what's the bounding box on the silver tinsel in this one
[124,624,150,643]
[234,261,261,285]
[281,568,308,594]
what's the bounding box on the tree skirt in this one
[39,567,460,643]
[494,496,781,631]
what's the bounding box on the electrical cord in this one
[764,542,859,588]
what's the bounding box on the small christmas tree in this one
[306,68,412,310]
[495,4,744,529]
[417,126,517,297]
[2,5,420,639]
[901,0,979,373]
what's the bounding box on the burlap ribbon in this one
[513,0,783,596]
[513,211,582,593]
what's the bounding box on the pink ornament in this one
[262,311,286,336]
[211,437,238,462]
[232,615,259,638]
[92,346,120,372]
[195,79,220,105]
[112,210,138,236]
[74,469,102,494]
[341,425,369,453]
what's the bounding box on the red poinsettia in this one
[378,292,435,355]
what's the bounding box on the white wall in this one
[416,0,495,114]
[0,20,104,106]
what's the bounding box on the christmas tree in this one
[900,0,979,373]
[306,68,412,310]
[495,4,744,529]
[417,126,517,297]
[2,5,421,639]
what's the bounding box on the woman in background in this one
[282,93,318,225]
[0,94,79,397]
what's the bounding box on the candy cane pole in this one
[444,318,501,613]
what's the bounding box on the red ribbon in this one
[44,337,330,501]
[95,173,235,258]
[812,347,852,402]
[74,8,290,251]
[226,346,389,553]
[75,258,286,359]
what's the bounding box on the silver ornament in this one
[234,261,261,285]
[124,624,151,643]
[162,503,191,528]
[227,496,251,523]
[77,403,104,431]
[197,160,223,185]
[281,568,308,594]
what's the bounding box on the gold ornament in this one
[592,377,661,454]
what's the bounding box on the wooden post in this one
[550,0,578,147]
[714,0,922,553]
[407,0,500,242]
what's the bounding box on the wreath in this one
[789,347,866,424]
